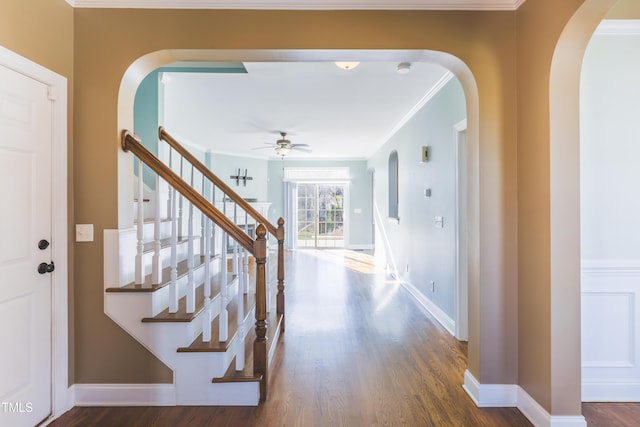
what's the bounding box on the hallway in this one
[54,249,533,426]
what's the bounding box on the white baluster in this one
[186,167,195,314]
[232,203,239,278]
[219,231,229,341]
[202,212,212,342]
[244,211,250,294]
[135,160,144,284]
[235,252,245,371]
[177,158,184,239]
[166,148,173,220]
[169,187,178,313]
[152,174,162,284]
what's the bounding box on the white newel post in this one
[169,187,179,313]
[135,160,145,285]
[151,174,162,284]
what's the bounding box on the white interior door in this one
[0,63,53,426]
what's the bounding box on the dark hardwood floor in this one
[52,250,637,426]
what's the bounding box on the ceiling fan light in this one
[275,146,291,156]
[335,61,360,70]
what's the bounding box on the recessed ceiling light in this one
[335,62,360,70]
[397,62,412,74]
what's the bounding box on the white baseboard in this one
[401,281,455,336]
[464,371,586,427]
[73,384,177,406]
[462,370,517,407]
[582,380,640,401]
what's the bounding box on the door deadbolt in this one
[38,239,50,250]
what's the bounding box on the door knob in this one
[38,239,50,250]
[38,262,55,274]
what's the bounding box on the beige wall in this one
[0,0,76,382]
[74,8,519,386]
[5,0,631,417]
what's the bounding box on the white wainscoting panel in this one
[581,259,640,401]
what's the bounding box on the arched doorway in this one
[117,48,480,382]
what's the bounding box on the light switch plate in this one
[76,224,94,242]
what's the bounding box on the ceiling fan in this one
[252,132,312,157]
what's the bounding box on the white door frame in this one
[0,45,70,419]
[454,119,468,341]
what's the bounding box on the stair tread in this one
[177,293,255,352]
[142,273,235,322]
[105,255,219,292]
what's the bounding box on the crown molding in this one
[65,0,525,11]
[595,20,640,35]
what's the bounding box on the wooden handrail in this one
[122,130,256,254]
[158,126,278,237]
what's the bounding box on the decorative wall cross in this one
[230,168,253,186]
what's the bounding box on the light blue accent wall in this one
[134,71,160,189]
[133,66,246,189]
[267,159,373,247]
[368,77,465,319]
[206,153,269,202]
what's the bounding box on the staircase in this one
[103,128,285,406]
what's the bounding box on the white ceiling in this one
[67,0,526,11]
[162,61,452,159]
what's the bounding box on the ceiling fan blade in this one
[250,146,275,150]
[292,147,313,153]
[290,143,310,148]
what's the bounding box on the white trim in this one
[595,20,640,36]
[462,370,517,407]
[73,384,177,406]
[518,387,586,427]
[401,280,455,336]
[581,259,640,275]
[453,119,468,341]
[0,45,70,422]
[463,371,587,427]
[382,71,454,146]
[582,380,640,402]
[66,0,524,11]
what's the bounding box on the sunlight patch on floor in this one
[298,248,385,275]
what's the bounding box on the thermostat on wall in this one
[421,146,430,162]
